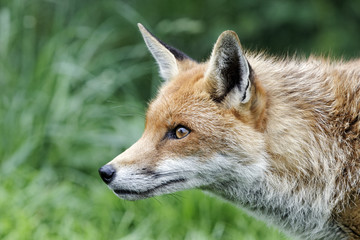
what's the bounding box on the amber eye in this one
[175,126,190,139]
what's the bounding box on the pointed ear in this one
[205,31,252,105]
[138,23,190,81]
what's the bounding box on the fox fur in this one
[99,23,360,240]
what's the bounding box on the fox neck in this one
[204,170,345,239]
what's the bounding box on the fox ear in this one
[138,23,190,81]
[205,31,252,105]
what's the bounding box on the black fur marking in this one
[141,25,193,61]
[220,49,242,97]
[212,46,243,102]
[114,178,186,195]
[241,78,250,102]
[212,49,254,103]
[212,92,226,103]
[344,115,359,134]
[241,62,254,101]
[160,40,191,61]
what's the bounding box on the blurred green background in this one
[0,0,359,239]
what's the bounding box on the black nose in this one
[98,165,116,184]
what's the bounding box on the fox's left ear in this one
[205,31,252,105]
[138,23,191,81]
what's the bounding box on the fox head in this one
[99,24,268,201]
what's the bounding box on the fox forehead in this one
[146,63,215,129]
[144,66,222,142]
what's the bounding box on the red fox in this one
[99,23,360,240]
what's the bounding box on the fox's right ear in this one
[138,23,190,81]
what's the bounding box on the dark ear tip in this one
[217,30,241,47]
[221,30,237,37]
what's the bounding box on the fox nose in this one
[98,165,116,184]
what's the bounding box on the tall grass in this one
[3,0,357,239]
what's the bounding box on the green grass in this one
[0,1,289,239]
[1,178,288,240]
[1,0,358,239]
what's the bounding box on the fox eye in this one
[175,126,190,139]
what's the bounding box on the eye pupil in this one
[175,126,190,139]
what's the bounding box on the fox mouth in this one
[113,178,186,199]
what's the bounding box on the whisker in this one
[133,170,193,178]
[152,196,163,206]
[166,193,183,202]
[109,103,146,118]
[154,170,193,175]
[116,112,145,118]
